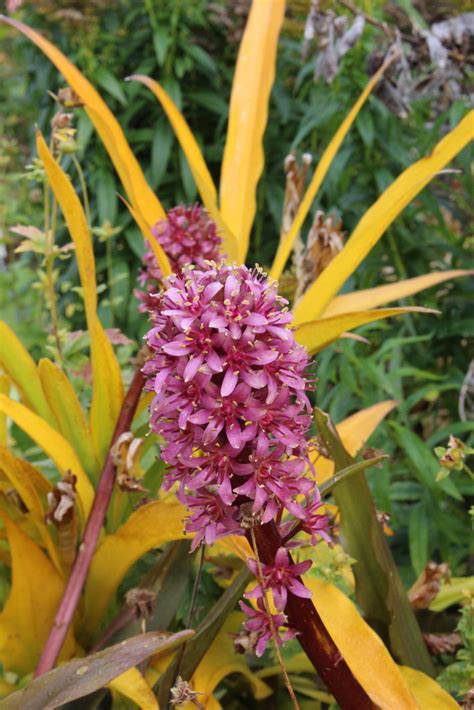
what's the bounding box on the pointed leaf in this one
[219,0,285,260]
[0,630,193,710]
[119,194,172,278]
[0,322,55,426]
[109,668,158,710]
[293,111,474,321]
[129,74,239,262]
[0,446,61,572]
[323,269,474,316]
[38,358,99,478]
[82,498,186,640]
[0,395,94,515]
[319,455,387,497]
[429,576,474,612]
[0,515,75,675]
[269,53,397,281]
[398,667,459,709]
[37,132,124,463]
[0,16,165,230]
[295,307,439,352]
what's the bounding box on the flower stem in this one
[248,523,377,710]
[34,366,145,676]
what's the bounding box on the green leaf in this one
[409,504,430,575]
[356,109,375,148]
[0,630,194,709]
[95,66,127,106]
[319,455,388,497]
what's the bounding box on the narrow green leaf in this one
[319,455,388,497]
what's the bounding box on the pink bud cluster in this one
[144,261,329,656]
[137,204,222,311]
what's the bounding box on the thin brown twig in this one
[249,526,299,710]
[34,366,145,676]
[337,0,395,38]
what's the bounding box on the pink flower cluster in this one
[144,261,329,656]
[137,204,222,311]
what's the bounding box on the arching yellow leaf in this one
[119,194,172,279]
[129,74,239,262]
[0,446,61,573]
[399,666,459,709]
[82,498,186,640]
[0,515,75,675]
[110,668,158,710]
[37,132,123,463]
[0,322,55,426]
[269,53,397,281]
[306,578,418,709]
[38,358,99,478]
[0,376,9,446]
[294,306,439,351]
[293,111,474,321]
[323,269,474,317]
[0,16,164,230]
[219,0,285,261]
[312,401,397,483]
[0,395,94,515]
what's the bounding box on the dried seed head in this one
[125,588,157,620]
[46,471,77,525]
[169,676,203,709]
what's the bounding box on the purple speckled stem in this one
[35,368,145,677]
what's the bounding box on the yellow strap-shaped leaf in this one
[295,306,438,353]
[129,74,239,262]
[0,322,55,426]
[269,53,397,282]
[82,498,186,640]
[311,401,397,484]
[38,358,100,479]
[323,269,474,317]
[0,515,75,675]
[37,132,124,463]
[0,376,9,446]
[109,668,158,710]
[293,110,474,321]
[119,194,172,279]
[1,16,165,230]
[0,395,94,515]
[398,666,459,709]
[0,446,61,573]
[219,0,285,261]
[305,578,418,709]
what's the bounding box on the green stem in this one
[44,183,64,367]
[72,154,91,226]
[106,237,115,326]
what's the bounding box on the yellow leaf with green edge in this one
[429,576,474,612]
[0,322,55,427]
[1,16,165,230]
[219,0,285,261]
[269,53,397,281]
[294,307,439,352]
[119,194,172,278]
[128,77,239,263]
[0,515,75,675]
[293,110,474,322]
[0,446,61,573]
[305,578,418,709]
[0,376,8,446]
[0,395,94,516]
[398,666,459,709]
[311,401,397,483]
[82,498,187,640]
[109,668,158,710]
[38,358,99,478]
[37,132,124,463]
[322,269,474,317]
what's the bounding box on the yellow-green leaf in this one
[429,576,474,612]
[82,497,186,640]
[305,578,418,708]
[398,666,459,709]
[0,376,9,446]
[311,401,397,483]
[293,110,474,322]
[219,0,285,261]
[0,446,61,573]
[0,395,94,515]
[0,322,55,427]
[294,306,439,352]
[1,16,165,230]
[0,514,75,675]
[269,53,397,281]
[38,358,99,478]
[322,269,474,317]
[129,74,239,263]
[110,668,158,710]
[119,194,172,279]
[36,132,123,463]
